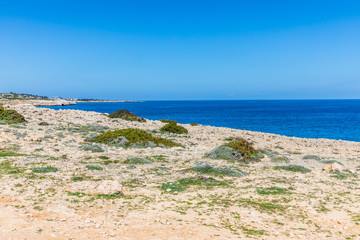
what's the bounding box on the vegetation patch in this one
[303,155,322,161]
[0,107,26,124]
[108,110,146,122]
[91,128,180,148]
[160,123,188,134]
[79,143,106,152]
[190,162,247,177]
[85,165,103,170]
[206,138,263,163]
[0,161,22,174]
[256,187,292,195]
[124,157,153,164]
[271,156,290,163]
[190,123,198,126]
[0,151,24,157]
[160,119,178,124]
[161,176,231,193]
[274,165,311,173]
[32,166,58,173]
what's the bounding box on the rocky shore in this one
[1,100,360,239]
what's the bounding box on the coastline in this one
[1,100,360,239]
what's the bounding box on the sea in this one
[39,100,360,142]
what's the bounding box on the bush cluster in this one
[206,137,263,163]
[0,105,26,124]
[160,122,188,134]
[108,110,146,122]
[91,128,180,148]
[160,119,178,124]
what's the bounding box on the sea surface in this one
[40,100,360,142]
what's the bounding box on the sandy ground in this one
[1,100,360,240]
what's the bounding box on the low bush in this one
[79,143,106,152]
[256,187,292,195]
[160,119,178,124]
[160,123,188,134]
[108,110,146,122]
[0,107,25,124]
[274,165,311,173]
[190,123,198,126]
[161,176,231,193]
[303,155,322,161]
[206,138,263,163]
[32,166,58,173]
[124,157,153,164]
[190,162,247,177]
[91,128,179,148]
[85,165,103,170]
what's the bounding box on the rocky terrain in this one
[1,100,360,240]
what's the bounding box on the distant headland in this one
[0,92,142,106]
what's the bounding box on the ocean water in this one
[40,100,360,142]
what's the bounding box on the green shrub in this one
[108,110,146,122]
[160,119,178,124]
[160,123,188,134]
[91,128,179,148]
[274,165,311,173]
[321,160,343,165]
[161,176,230,193]
[0,105,4,111]
[85,165,103,170]
[271,156,289,163]
[256,187,292,195]
[190,162,247,177]
[206,138,263,163]
[303,155,322,161]
[224,138,261,162]
[0,151,24,157]
[32,166,58,173]
[0,108,25,124]
[124,157,153,164]
[79,143,106,152]
[190,123,198,126]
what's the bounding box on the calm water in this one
[40,100,360,142]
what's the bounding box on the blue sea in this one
[40,100,360,142]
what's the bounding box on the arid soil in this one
[1,100,360,240]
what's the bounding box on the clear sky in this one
[1,0,360,100]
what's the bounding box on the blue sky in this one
[1,0,360,100]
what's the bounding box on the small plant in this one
[190,123,198,126]
[161,176,231,193]
[32,166,58,173]
[108,110,146,122]
[160,123,188,134]
[160,119,178,124]
[303,155,322,161]
[256,187,292,195]
[0,151,24,157]
[85,165,103,170]
[271,156,289,163]
[190,162,247,177]
[79,143,106,152]
[91,128,180,148]
[124,157,153,164]
[274,165,311,173]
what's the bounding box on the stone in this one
[95,180,123,195]
[322,163,343,173]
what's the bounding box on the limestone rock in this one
[322,163,343,173]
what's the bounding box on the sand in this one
[0,100,360,240]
